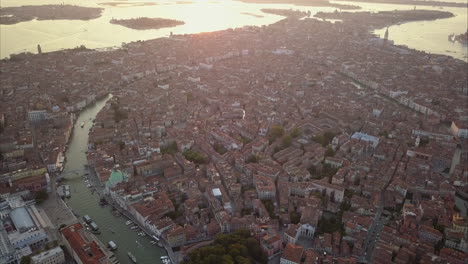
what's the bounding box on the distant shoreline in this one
[261,8,309,18]
[3,9,458,61]
[98,2,159,7]
[315,9,455,29]
[334,0,467,8]
[237,0,361,10]
[0,5,103,25]
[110,17,185,30]
[241,12,265,18]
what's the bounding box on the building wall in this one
[31,247,65,264]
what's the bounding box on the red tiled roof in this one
[61,223,107,264]
[282,243,304,263]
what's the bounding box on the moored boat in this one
[108,240,118,251]
[127,252,137,263]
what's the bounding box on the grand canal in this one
[61,95,166,264]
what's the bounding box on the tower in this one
[37,44,42,54]
[383,27,389,47]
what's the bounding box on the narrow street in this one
[360,146,403,263]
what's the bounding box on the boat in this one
[90,221,99,231]
[125,220,133,225]
[83,215,92,223]
[108,241,118,251]
[99,198,108,206]
[127,252,137,263]
[448,33,455,42]
[161,256,171,264]
[80,122,85,128]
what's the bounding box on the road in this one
[360,146,402,263]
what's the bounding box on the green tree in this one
[183,149,207,164]
[186,91,194,102]
[118,141,125,150]
[236,256,251,264]
[340,200,351,211]
[20,256,31,264]
[379,130,389,138]
[308,165,317,177]
[290,127,302,138]
[268,125,284,143]
[161,141,178,155]
[281,135,293,148]
[325,147,335,157]
[313,131,336,147]
[246,155,259,163]
[213,143,228,155]
[35,190,49,204]
[261,200,277,219]
[182,230,267,264]
[290,211,301,224]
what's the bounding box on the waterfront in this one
[0,0,467,60]
[60,95,167,264]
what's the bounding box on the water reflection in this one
[0,0,466,60]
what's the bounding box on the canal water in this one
[61,95,166,264]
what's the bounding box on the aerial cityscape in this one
[0,0,467,264]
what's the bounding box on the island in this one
[0,5,103,25]
[110,17,185,30]
[99,2,159,7]
[261,8,309,18]
[241,12,264,18]
[315,9,454,28]
[238,0,361,10]
[454,31,468,45]
[334,0,467,8]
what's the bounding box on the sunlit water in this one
[333,1,467,60]
[0,0,334,58]
[0,0,467,60]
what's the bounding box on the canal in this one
[61,95,167,264]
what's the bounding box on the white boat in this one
[108,241,118,251]
[83,215,92,223]
[127,252,137,263]
[161,256,171,264]
[80,122,85,128]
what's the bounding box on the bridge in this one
[57,168,89,179]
